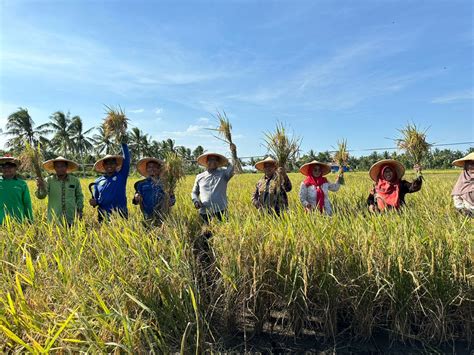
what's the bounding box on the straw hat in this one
[452,152,474,168]
[94,154,124,173]
[369,159,405,182]
[254,156,278,171]
[136,157,164,177]
[196,152,228,168]
[299,160,331,176]
[43,157,79,173]
[0,156,20,167]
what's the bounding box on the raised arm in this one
[119,143,131,177]
[224,163,235,181]
[402,176,423,194]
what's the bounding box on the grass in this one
[1,171,472,352]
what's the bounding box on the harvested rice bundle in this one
[209,110,243,173]
[103,105,129,143]
[19,142,44,183]
[396,123,432,168]
[264,123,301,170]
[162,151,185,212]
[333,139,349,184]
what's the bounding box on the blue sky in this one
[1,0,473,157]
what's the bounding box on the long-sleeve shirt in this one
[133,177,176,218]
[191,164,234,214]
[299,179,341,216]
[36,174,84,224]
[93,143,130,216]
[367,176,423,209]
[453,195,474,214]
[0,176,33,224]
[252,173,292,215]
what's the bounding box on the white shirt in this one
[299,180,340,215]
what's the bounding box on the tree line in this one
[1,107,472,174]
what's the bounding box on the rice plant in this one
[103,105,129,144]
[208,110,243,173]
[18,142,44,183]
[0,171,472,352]
[396,123,432,166]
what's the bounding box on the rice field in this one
[1,170,473,352]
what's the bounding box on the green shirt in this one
[0,176,33,224]
[36,174,84,224]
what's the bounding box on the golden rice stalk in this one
[208,111,243,173]
[333,139,349,184]
[396,123,432,165]
[333,139,349,168]
[103,105,128,143]
[162,151,185,195]
[264,123,301,169]
[19,142,44,182]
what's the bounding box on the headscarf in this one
[451,164,474,206]
[374,165,401,210]
[304,173,328,212]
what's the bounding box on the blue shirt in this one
[133,177,176,218]
[94,143,130,215]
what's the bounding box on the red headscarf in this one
[375,165,400,210]
[304,171,328,212]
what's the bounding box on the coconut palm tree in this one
[70,117,94,159]
[128,127,147,161]
[93,124,115,155]
[38,111,78,156]
[4,108,51,152]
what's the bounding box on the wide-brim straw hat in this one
[136,157,164,177]
[369,159,405,182]
[0,156,20,167]
[255,156,278,171]
[452,152,474,168]
[299,160,331,176]
[43,156,79,173]
[94,155,124,173]
[196,152,228,168]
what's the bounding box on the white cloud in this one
[198,117,210,123]
[154,107,163,115]
[129,108,145,113]
[431,90,474,104]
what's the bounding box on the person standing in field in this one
[252,156,292,216]
[133,157,176,227]
[299,160,343,216]
[451,152,473,217]
[89,140,130,222]
[0,156,33,224]
[367,159,422,212]
[191,152,234,223]
[36,157,84,225]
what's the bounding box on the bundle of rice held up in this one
[103,105,129,143]
[161,152,185,212]
[396,123,432,166]
[333,138,349,184]
[19,142,44,183]
[264,123,301,169]
[209,110,243,173]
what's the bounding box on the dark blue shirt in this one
[94,143,130,216]
[133,177,175,217]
